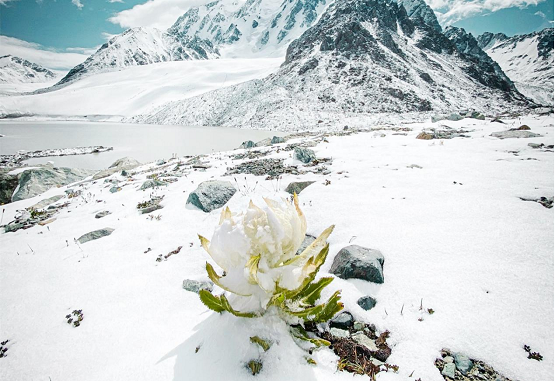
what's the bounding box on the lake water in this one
[0,121,283,170]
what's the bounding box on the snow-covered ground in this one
[0,115,553,381]
[0,58,282,119]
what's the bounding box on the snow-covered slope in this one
[168,0,331,58]
[0,58,282,118]
[0,55,57,83]
[134,0,529,130]
[0,115,553,381]
[477,28,554,106]
[54,27,218,87]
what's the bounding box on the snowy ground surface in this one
[0,58,282,119]
[0,115,553,381]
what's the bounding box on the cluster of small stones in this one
[0,146,113,168]
[0,340,9,358]
[137,196,164,214]
[436,349,512,381]
[3,199,68,233]
[66,309,84,328]
[225,158,304,180]
[416,127,472,140]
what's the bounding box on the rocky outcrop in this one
[77,228,115,244]
[186,180,236,212]
[93,157,140,180]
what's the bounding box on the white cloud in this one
[0,0,19,6]
[71,0,84,10]
[108,0,124,3]
[101,32,118,41]
[108,0,212,29]
[0,36,93,70]
[432,0,547,25]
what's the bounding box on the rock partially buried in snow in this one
[330,245,385,283]
[351,331,378,352]
[182,279,213,293]
[93,157,140,180]
[490,130,542,139]
[454,353,473,375]
[416,132,433,140]
[239,140,256,149]
[77,228,115,244]
[95,211,111,219]
[29,195,65,210]
[294,147,316,164]
[12,166,94,202]
[329,328,350,339]
[442,362,456,378]
[285,181,315,195]
[329,311,354,330]
[186,180,237,212]
[0,170,20,204]
[271,136,286,144]
[140,179,167,191]
[357,296,377,311]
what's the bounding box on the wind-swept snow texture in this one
[0,115,553,381]
[0,58,282,119]
[134,0,529,130]
[0,55,57,84]
[478,28,554,106]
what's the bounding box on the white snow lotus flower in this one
[198,194,343,327]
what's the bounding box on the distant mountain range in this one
[1,0,552,125]
[477,28,554,106]
[0,55,57,83]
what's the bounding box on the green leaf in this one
[296,277,334,305]
[305,357,317,365]
[289,325,330,347]
[219,294,259,318]
[283,225,334,267]
[250,336,271,352]
[284,304,325,321]
[314,290,344,323]
[283,244,330,300]
[205,262,252,297]
[198,290,225,313]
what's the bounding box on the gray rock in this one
[454,353,473,375]
[182,279,213,293]
[93,157,140,180]
[330,245,385,283]
[353,321,365,331]
[239,140,256,149]
[77,228,115,244]
[294,147,316,164]
[12,167,94,202]
[140,179,167,191]
[95,211,111,219]
[357,296,377,311]
[271,136,286,144]
[329,311,354,330]
[329,328,350,338]
[296,234,316,255]
[186,180,236,212]
[491,131,542,139]
[0,171,19,205]
[528,143,544,149]
[254,138,271,147]
[442,363,456,378]
[444,356,454,364]
[4,222,25,233]
[30,195,64,210]
[470,111,485,120]
[285,181,315,195]
[139,204,163,214]
[431,113,463,122]
[351,332,378,352]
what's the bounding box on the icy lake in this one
[0,121,284,169]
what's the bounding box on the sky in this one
[0,0,553,70]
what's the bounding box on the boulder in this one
[12,166,94,202]
[0,170,19,205]
[254,138,271,147]
[330,245,385,283]
[140,179,167,191]
[186,180,237,212]
[454,353,473,375]
[329,311,354,330]
[285,181,315,195]
[416,132,433,140]
[442,363,456,378]
[239,141,256,149]
[512,124,530,130]
[93,157,140,180]
[491,131,542,139]
[357,296,377,311]
[271,136,286,144]
[77,228,115,244]
[95,211,111,219]
[182,279,213,293]
[294,147,316,164]
[29,195,64,210]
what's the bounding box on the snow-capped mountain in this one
[477,28,554,106]
[55,27,217,87]
[53,0,331,87]
[399,0,441,33]
[168,0,331,57]
[133,0,529,129]
[0,55,57,83]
